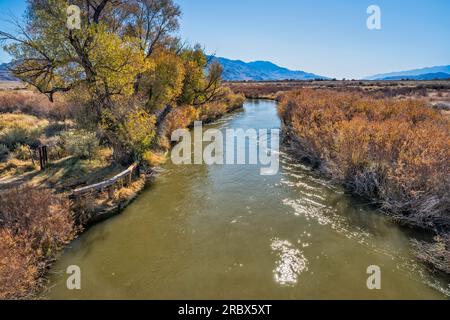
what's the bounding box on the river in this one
[44,99,449,299]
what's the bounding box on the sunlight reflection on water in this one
[271,238,308,286]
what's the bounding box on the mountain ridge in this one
[210,56,329,81]
[364,65,450,80]
[0,63,17,81]
[380,72,450,81]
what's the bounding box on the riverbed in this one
[44,99,449,299]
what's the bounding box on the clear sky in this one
[1,0,449,79]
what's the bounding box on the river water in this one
[44,99,449,299]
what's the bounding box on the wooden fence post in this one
[37,145,48,171]
[108,186,114,200]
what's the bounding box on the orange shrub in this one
[199,102,228,122]
[163,105,199,136]
[0,229,37,300]
[279,89,450,229]
[0,91,70,120]
[0,186,76,299]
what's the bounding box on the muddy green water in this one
[44,100,449,299]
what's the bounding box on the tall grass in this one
[0,186,76,299]
[279,89,450,230]
[0,91,69,121]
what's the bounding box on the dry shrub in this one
[220,87,246,108]
[157,90,244,151]
[279,89,450,229]
[0,91,69,121]
[0,158,37,177]
[164,105,199,135]
[159,106,198,149]
[159,90,244,149]
[199,102,228,122]
[143,151,166,167]
[0,229,37,299]
[227,82,298,99]
[114,178,145,202]
[412,235,450,274]
[0,186,76,299]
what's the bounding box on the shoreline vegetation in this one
[227,80,450,108]
[0,87,244,300]
[277,88,449,275]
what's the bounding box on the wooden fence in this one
[72,163,139,200]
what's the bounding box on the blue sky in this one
[1,0,449,79]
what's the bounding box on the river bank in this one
[43,99,449,300]
[0,88,245,299]
[278,89,450,275]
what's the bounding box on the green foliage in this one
[0,126,41,150]
[176,46,223,106]
[0,144,9,161]
[13,144,31,161]
[143,50,185,111]
[177,45,208,105]
[122,110,157,158]
[61,129,99,159]
[87,24,150,97]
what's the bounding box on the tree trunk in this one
[156,104,173,136]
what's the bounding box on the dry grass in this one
[0,113,49,178]
[0,158,38,179]
[228,80,450,104]
[0,113,49,131]
[114,178,146,202]
[0,186,76,299]
[279,89,450,230]
[412,236,450,274]
[0,90,70,121]
[0,81,26,91]
[143,150,167,167]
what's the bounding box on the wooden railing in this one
[72,163,139,199]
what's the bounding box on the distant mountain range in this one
[364,65,450,81]
[379,72,450,81]
[0,63,17,81]
[210,57,329,81]
[2,60,450,82]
